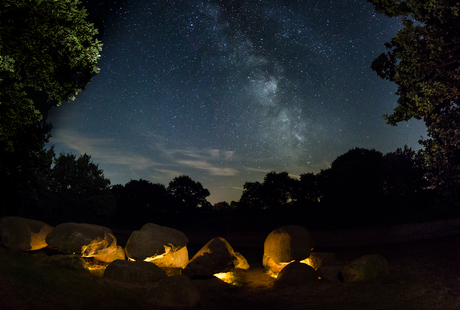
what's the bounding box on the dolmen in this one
[124,223,189,269]
[263,225,314,276]
[0,216,54,251]
[182,237,249,278]
[46,222,125,262]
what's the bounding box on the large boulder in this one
[263,225,314,275]
[234,251,250,270]
[182,237,245,278]
[340,254,389,282]
[104,259,167,285]
[93,245,126,263]
[275,261,319,287]
[124,223,189,267]
[264,225,314,264]
[146,275,200,308]
[45,222,117,257]
[1,217,53,251]
[145,246,189,269]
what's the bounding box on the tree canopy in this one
[235,147,438,228]
[0,122,54,216]
[48,153,115,224]
[368,0,460,190]
[112,180,169,228]
[0,0,102,152]
[167,175,210,214]
[369,0,460,125]
[238,171,297,211]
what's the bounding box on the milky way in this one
[48,0,427,203]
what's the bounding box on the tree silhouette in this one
[112,179,169,228]
[0,0,102,152]
[1,0,103,218]
[49,153,115,225]
[294,172,324,205]
[0,122,54,217]
[383,146,433,222]
[212,201,231,212]
[368,0,460,202]
[262,171,297,208]
[238,181,265,211]
[238,171,297,212]
[320,148,387,227]
[167,175,210,215]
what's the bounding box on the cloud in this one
[176,160,238,176]
[148,169,184,184]
[52,129,239,180]
[244,166,272,174]
[153,144,235,162]
[51,129,158,171]
[150,141,238,176]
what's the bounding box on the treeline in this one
[234,147,442,229]
[3,144,459,231]
[111,177,210,229]
[1,147,211,228]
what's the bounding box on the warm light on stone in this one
[214,272,239,285]
[145,246,189,269]
[80,258,110,277]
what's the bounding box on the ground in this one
[1,233,460,309]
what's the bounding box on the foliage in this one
[238,181,265,211]
[0,0,102,152]
[167,175,210,215]
[237,147,435,228]
[238,171,297,211]
[212,201,231,212]
[368,0,460,199]
[48,153,115,225]
[383,146,435,221]
[294,172,324,204]
[1,147,115,224]
[320,148,388,226]
[0,121,54,216]
[112,179,170,228]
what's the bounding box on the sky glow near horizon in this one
[47,0,427,204]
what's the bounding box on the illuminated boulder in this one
[234,251,250,269]
[147,275,200,308]
[302,252,336,270]
[145,246,189,269]
[339,254,389,282]
[182,237,247,278]
[104,259,167,285]
[1,217,53,251]
[263,225,314,275]
[275,261,318,287]
[124,223,189,268]
[93,245,126,263]
[45,222,117,257]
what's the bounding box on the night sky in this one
[47,0,427,204]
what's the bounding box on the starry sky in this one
[47,0,427,204]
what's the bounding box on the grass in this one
[0,248,151,310]
[1,234,460,310]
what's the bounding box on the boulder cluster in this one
[261,224,389,286]
[0,216,250,308]
[0,217,390,308]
